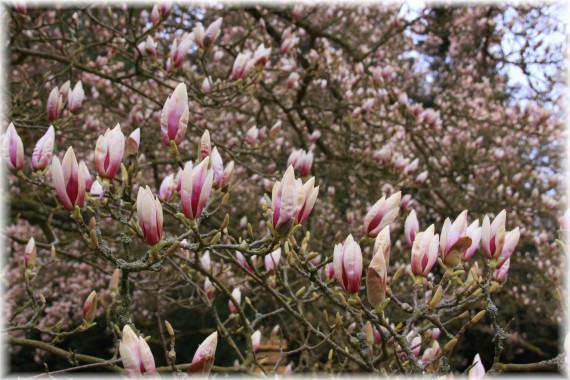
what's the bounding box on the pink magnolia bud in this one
[309,130,321,142]
[421,340,441,364]
[229,287,241,314]
[362,192,401,238]
[95,124,125,180]
[415,170,428,183]
[269,121,281,137]
[32,126,55,171]
[295,177,319,225]
[82,290,97,323]
[326,262,335,280]
[373,226,391,265]
[119,325,156,378]
[24,237,36,269]
[204,277,215,298]
[159,174,175,202]
[231,52,254,81]
[161,83,189,146]
[400,194,412,209]
[126,128,140,156]
[462,220,482,262]
[199,130,211,160]
[210,147,225,188]
[188,332,218,375]
[59,81,71,99]
[468,354,485,380]
[404,210,419,247]
[2,123,25,172]
[245,125,259,145]
[496,227,519,268]
[481,210,507,260]
[136,186,164,245]
[403,158,419,174]
[439,210,471,267]
[493,258,510,282]
[236,251,255,272]
[271,324,280,337]
[264,248,282,273]
[201,77,212,93]
[201,251,211,272]
[51,147,87,210]
[431,328,441,340]
[68,81,84,113]
[286,72,299,89]
[410,225,439,277]
[251,330,261,353]
[410,335,422,357]
[220,161,235,189]
[47,87,63,121]
[159,1,171,16]
[171,33,193,68]
[203,18,223,48]
[366,241,387,307]
[150,5,160,24]
[145,35,157,57]
[90,180,104,198]
[14,0,27,14]
[181,157,214,219]
[284,363,294,376]
[333,234,363,294]
[271,166,302,235]
[253,43,271,67]
[194,23,205,48]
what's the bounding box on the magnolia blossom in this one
[245,125,259,144]
[439,210,471,267]
[231,52,254,80]
[333,234,363,294]
[210,147,224,186]
[410,335,422,357]
[159,174,175,202]
[169,33,193,69]
[47,87,62,121]
[468,354,486,380]
[126,128,140,156]
[188,332,218,375]
[195,17,222,48]
[31,126,55,171]
[199,130,211,159]
[228,287,241,314]
[481,210,520,267]
[51,147,87,210]
[462,220,482,262]
[493,258,510,282]
[253,43,271,67]
[181,157,214,219]
[200,251,211,272]
[161,83,189,146]
[83,164,93,192]
[362,192,401,238]
[90,180,104,198]
[150,5,160,24]
[119,325,156,378]
[201,77,212,93]
[404,210,419,247]
[236,251,256,272]
[1,123,25,172]
[264,248,282,273]
[204,278,215,299]
[136,186,163,245]
[24,237,36,269]
[251,330,261,353]
[287,149,313,176]
[82,291,97,323]
[95,124,125,180]
[68,81,84,113]
[410,225,439,277]
[420,341,441,364]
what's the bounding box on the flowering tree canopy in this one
[3,2,567,377]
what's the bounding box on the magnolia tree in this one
[3,2,567,377]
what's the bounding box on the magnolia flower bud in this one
[251,330,261,353]
[203,18,223,48]
[82,290,97,323]
[220,161,235,189]
[47,87,63,121]
[32,126,55,171]
[333,234,363,294]
[245,125,259,145]
[271,166,301,236]
[231,52,254,81]
[204,278,215,299]
[145,35,157,57]
[229,287,241,314]
[125,128,140,156]
[199,130,211,160]
[462,220,482,262]
[366,243,387,307]
[2,123,25,172]
[295,177,318,225]
[150,4,160,24]
[181,158,214,219]
[410,225,439,277]
[468,354,485,380]
[119,325,156,378]
[136,186,164,245]
[158,174,175,202]
[201,251,211,272]
[439,210,471,267]
[264,248,282,273]
[51,147,87,210]
[170,33,193,68]
[59,81,71,99]
[83,164,93,192]
[362,192,401,238]
[24,237,37,269]
[109,268,120,292]
[161,83,189,146]
[90,180,104,198]
[404,210,419,247]
[188,331,218,375]
[201,77,212,93]
[68,81,84,113]
[95,124,125,180]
